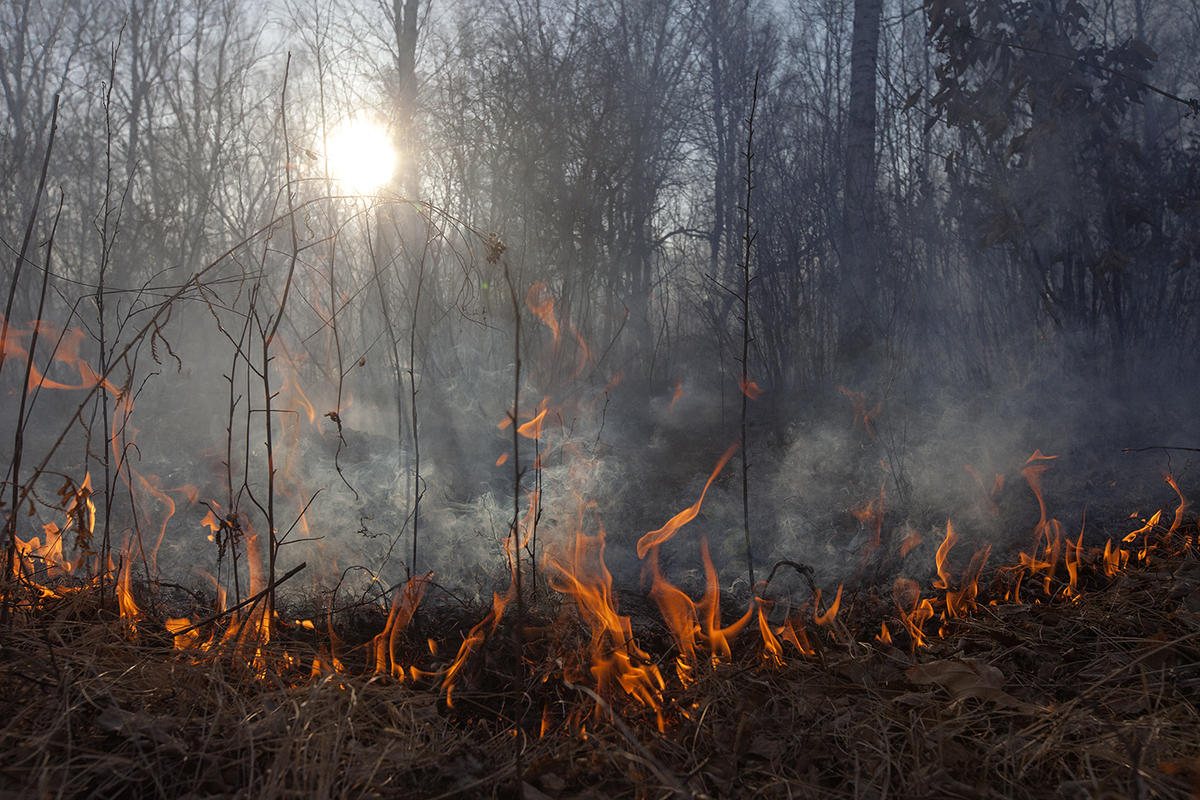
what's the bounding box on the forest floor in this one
[2,533,1199,800]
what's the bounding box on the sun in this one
[323,116,397,195]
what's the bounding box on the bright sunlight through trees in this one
[323,117,397,195]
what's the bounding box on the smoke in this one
[5,222,1199,625]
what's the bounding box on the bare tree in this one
[838,0,883,376]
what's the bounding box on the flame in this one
[778,615,816,656]
[5,316,197,585]
[636,443,747,681]
[1064,530,1083,597]
[636,441,738,558]
[546,517,665,725]
[1021,450,1057,534]
[813,585,843,627]
[1166,474,1188,539]
[526,282,560,341]
[11,473,94,581]
[932,520,958,591]
[899,526,923,558]
[1017,451,1075,594]
[838,386,880,437]
[643,548,700,684]
[275,338,317,426]
[697,539,754,660]
[1018,518,1062,594]
[893,577,935,649]
[442,587,513,706]
[517,398,549,440]
[645,538,758,680]
[128,472,184,578]
[1124,509,1161,543]
[13,320,121,396]
[8,302,1198,725]
[570,327,592,380]
[946,545,990,617]
[739,377,763,399]
[756,600,786,667]
[668,379,684,413]
[372,575,430,679]
[165,617,201,650]
[116,555,140,634]
[166,519,276,670]
[1101,539,1126,578]
[852,483,886,552]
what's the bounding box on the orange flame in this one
[1101,539,1126,578]
[932,520,958,591]
[116,555,140,634]
[813,585,843,627]
[697,539,754,660]
[12,320,121,396]
[570,327,592,380]
[899,526,923,558]
[372,575,431,679]
[165,617,201,650]
[546,518,665,724]
[893,577,934,649]
[946,545,990,617]
[778,614,816,656]
[1124,510,1161,544]
[442,587,513,706]
[838,386,880,437]
[1166,474,1188,539]
[757,600,786,667]
[526,282,560,341]
[642,542,753,677]
[644,547,700,684]
[1021,450,1057,533]
[636,442,739,558]
[668,379,684,414]
[739,377,763,399]
[852,484,886,551]
[1064,530,1083,597]
[12,473,94,581]
[517,399,549,440]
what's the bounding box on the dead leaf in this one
[905,658,1035,711]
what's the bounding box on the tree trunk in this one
[839,0,883,370]
[391,0,421,196]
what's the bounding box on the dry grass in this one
[2,548,1199,800]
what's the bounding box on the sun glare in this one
[324,117,397,195]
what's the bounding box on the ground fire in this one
[4,4,1200,792]
[3,287,1199,798]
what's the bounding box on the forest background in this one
[3,0,1199,600]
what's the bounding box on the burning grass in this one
[2,530,1198,799]
[4,287,1200,798]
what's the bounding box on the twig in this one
[409,213,434,576]
[170,561,307,636]
[0,94,59,382]
[562,679,694,799]
[3,191,63,628]
[763,559,819,597]
[738,70,760,595]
